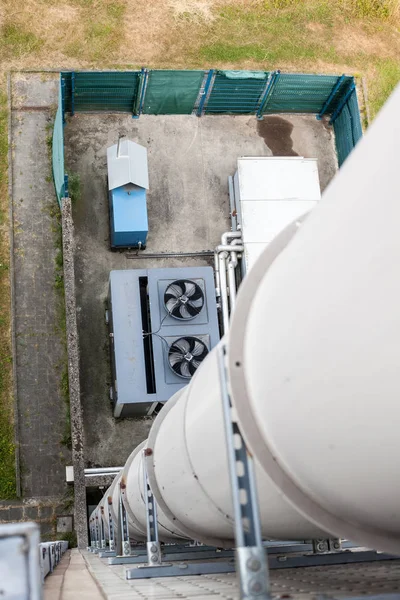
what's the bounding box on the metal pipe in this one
[214,251,220,300]
[216,244,244,253]
[218,252,230,334]
[215,232,243,329]
[85,467,123,474]
[126,251,214,259]
[227,256,238,314]
[227,238,242,315]
[221,231,242,246]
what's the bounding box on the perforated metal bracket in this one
[100,506,106,549]
[217,343,271,600]
[116,481,131,557]
[95,515,100,549]
[142,448,162,566]
[107,497,116,552]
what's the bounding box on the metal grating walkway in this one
[81,550,400,599]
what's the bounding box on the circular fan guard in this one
[168,337,209,379]
[164,279,204,320]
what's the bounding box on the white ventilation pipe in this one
[121,441,188,543]
[97,86,400,554]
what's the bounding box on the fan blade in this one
[167,283,184,299]
[191,359,201,369]
[187,285,203,301]
[179,304,191,319]
[180,361,191,378]
[169,352,183,367]
[184,281,196,298]
[189,297,203,309]
[173,338,190,354]
[191,340,205,357]
[166,298,179,313]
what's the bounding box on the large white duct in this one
[122,441,188,542]
[97,85,400,554]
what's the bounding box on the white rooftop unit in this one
[231,157,321,271]
[106,139,149,191]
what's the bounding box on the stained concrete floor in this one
[10,72,71,500]
[64,111,338,468]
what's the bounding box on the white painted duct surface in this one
[148,353,328,547]
[123,441,187,542]
[97,86,400,554]
[228,85,400,554]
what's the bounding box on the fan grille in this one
[168,337,209,379]
[164,279,204,320]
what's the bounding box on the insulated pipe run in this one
[215,239,244,334]
[227,238,242,314]
[218,252,230,334]
[96,87,400,555]
[227,260,237,313]
[221,231,242,246]
[214,231,243,301]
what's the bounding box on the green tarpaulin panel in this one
[52,79,65,207]
[143,70,205,115]
[263,73,354,114]
[333,90,363,166]
[62,71,140,112]
[205,71,268,114]
[223,70,266,80]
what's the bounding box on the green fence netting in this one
[263,73,354,114]
[205,71,269,114]
[62,71,140,112]
[143,70,205,115]
[52,79,65,207]
[59,69,363,177]
[333,89,363,166]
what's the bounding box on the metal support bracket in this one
[107,496,116,552]
[126,561,235,579]
[114,548,234,565]
[99,507,106,549]
[95,515,100,549]
[116,480,131,557]
[218,343,270,599]
[142,449,162,566]
[109,544,227,565]
[313,538,342,554]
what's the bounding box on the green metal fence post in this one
[133,68,148,118]
[330,82,356,124]
[317,74,345,120]
[197,70,215,117]
[61,77,66,125]
[256,70,280,120]
[63,174,69,200]
[71,72,75,116]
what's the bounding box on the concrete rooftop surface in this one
[64,111,337,468]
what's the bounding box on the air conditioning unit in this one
[229,157,321,273]
[107,267,219,418]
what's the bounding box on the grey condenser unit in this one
[107,267,220,417]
